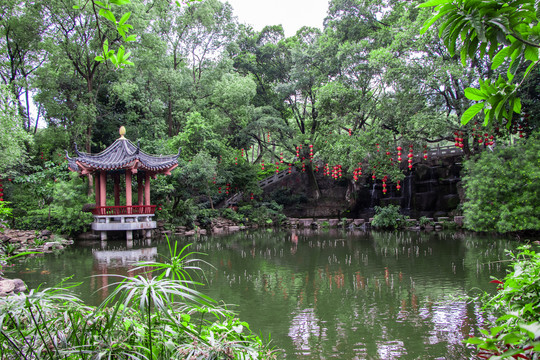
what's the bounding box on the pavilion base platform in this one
[92,214,156,242]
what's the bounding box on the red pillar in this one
[114,174,120,206]
[100,171,106,207]
[145,172,151,206]
[95,173,101,207]
[126,171,132,213]
[137,172,144,206]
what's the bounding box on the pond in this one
[6,229,517,359]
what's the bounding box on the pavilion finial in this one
[119,126,126,139]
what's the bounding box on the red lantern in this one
[396,180,401,190]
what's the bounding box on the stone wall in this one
[262,157,464,220]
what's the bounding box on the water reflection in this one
[185,230,514,359]
[7,230,519,359]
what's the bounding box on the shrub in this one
[197,208,219,228]
[238,201,287,226]
[221,207,245,223]
[464,245,540,359]
[371,205,407,230]
[463,132,540,233]
[419,216,434,228]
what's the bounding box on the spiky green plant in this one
[132,236,213,283]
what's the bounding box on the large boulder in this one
[0,278,27,296]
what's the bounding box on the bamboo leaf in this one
[461,102,485,125]
[98,8,116,23]
[524,45,539,62]
[491,47,510,69]
[119,11,131,25]
[418,0,449,8]
[513,97,521,113]
[421,9,448,34]
[465,87,487,101]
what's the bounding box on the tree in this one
[420,0,540,127]
[462,131,540,232]
[0,84,32,176]
[0,0,48,131]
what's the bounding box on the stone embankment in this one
[158,217,253,237]
[0,229,73,253]
[0,229,74,296]
[288,216,465,230]
[162,215,466,237]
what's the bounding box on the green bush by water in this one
[371,205,408,230]
[462,132,540,233]
[464,245,540,359]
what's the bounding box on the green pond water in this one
[6,229,519,359]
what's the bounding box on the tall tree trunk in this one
[306,163,321,200]
[168,85,173,137]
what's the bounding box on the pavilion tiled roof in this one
[66,138,181,173]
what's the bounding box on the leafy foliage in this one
[371,205,408,230]
[464,245,540,359]
[462,132,540,232]
[420,0,540,126]
[0,84,32,175]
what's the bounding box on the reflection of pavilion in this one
[91,246,158,303]
[67,126,180,241]
[92,247,157,266]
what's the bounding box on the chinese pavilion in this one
[66,127,180,241]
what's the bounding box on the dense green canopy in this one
[0,0,537,233]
